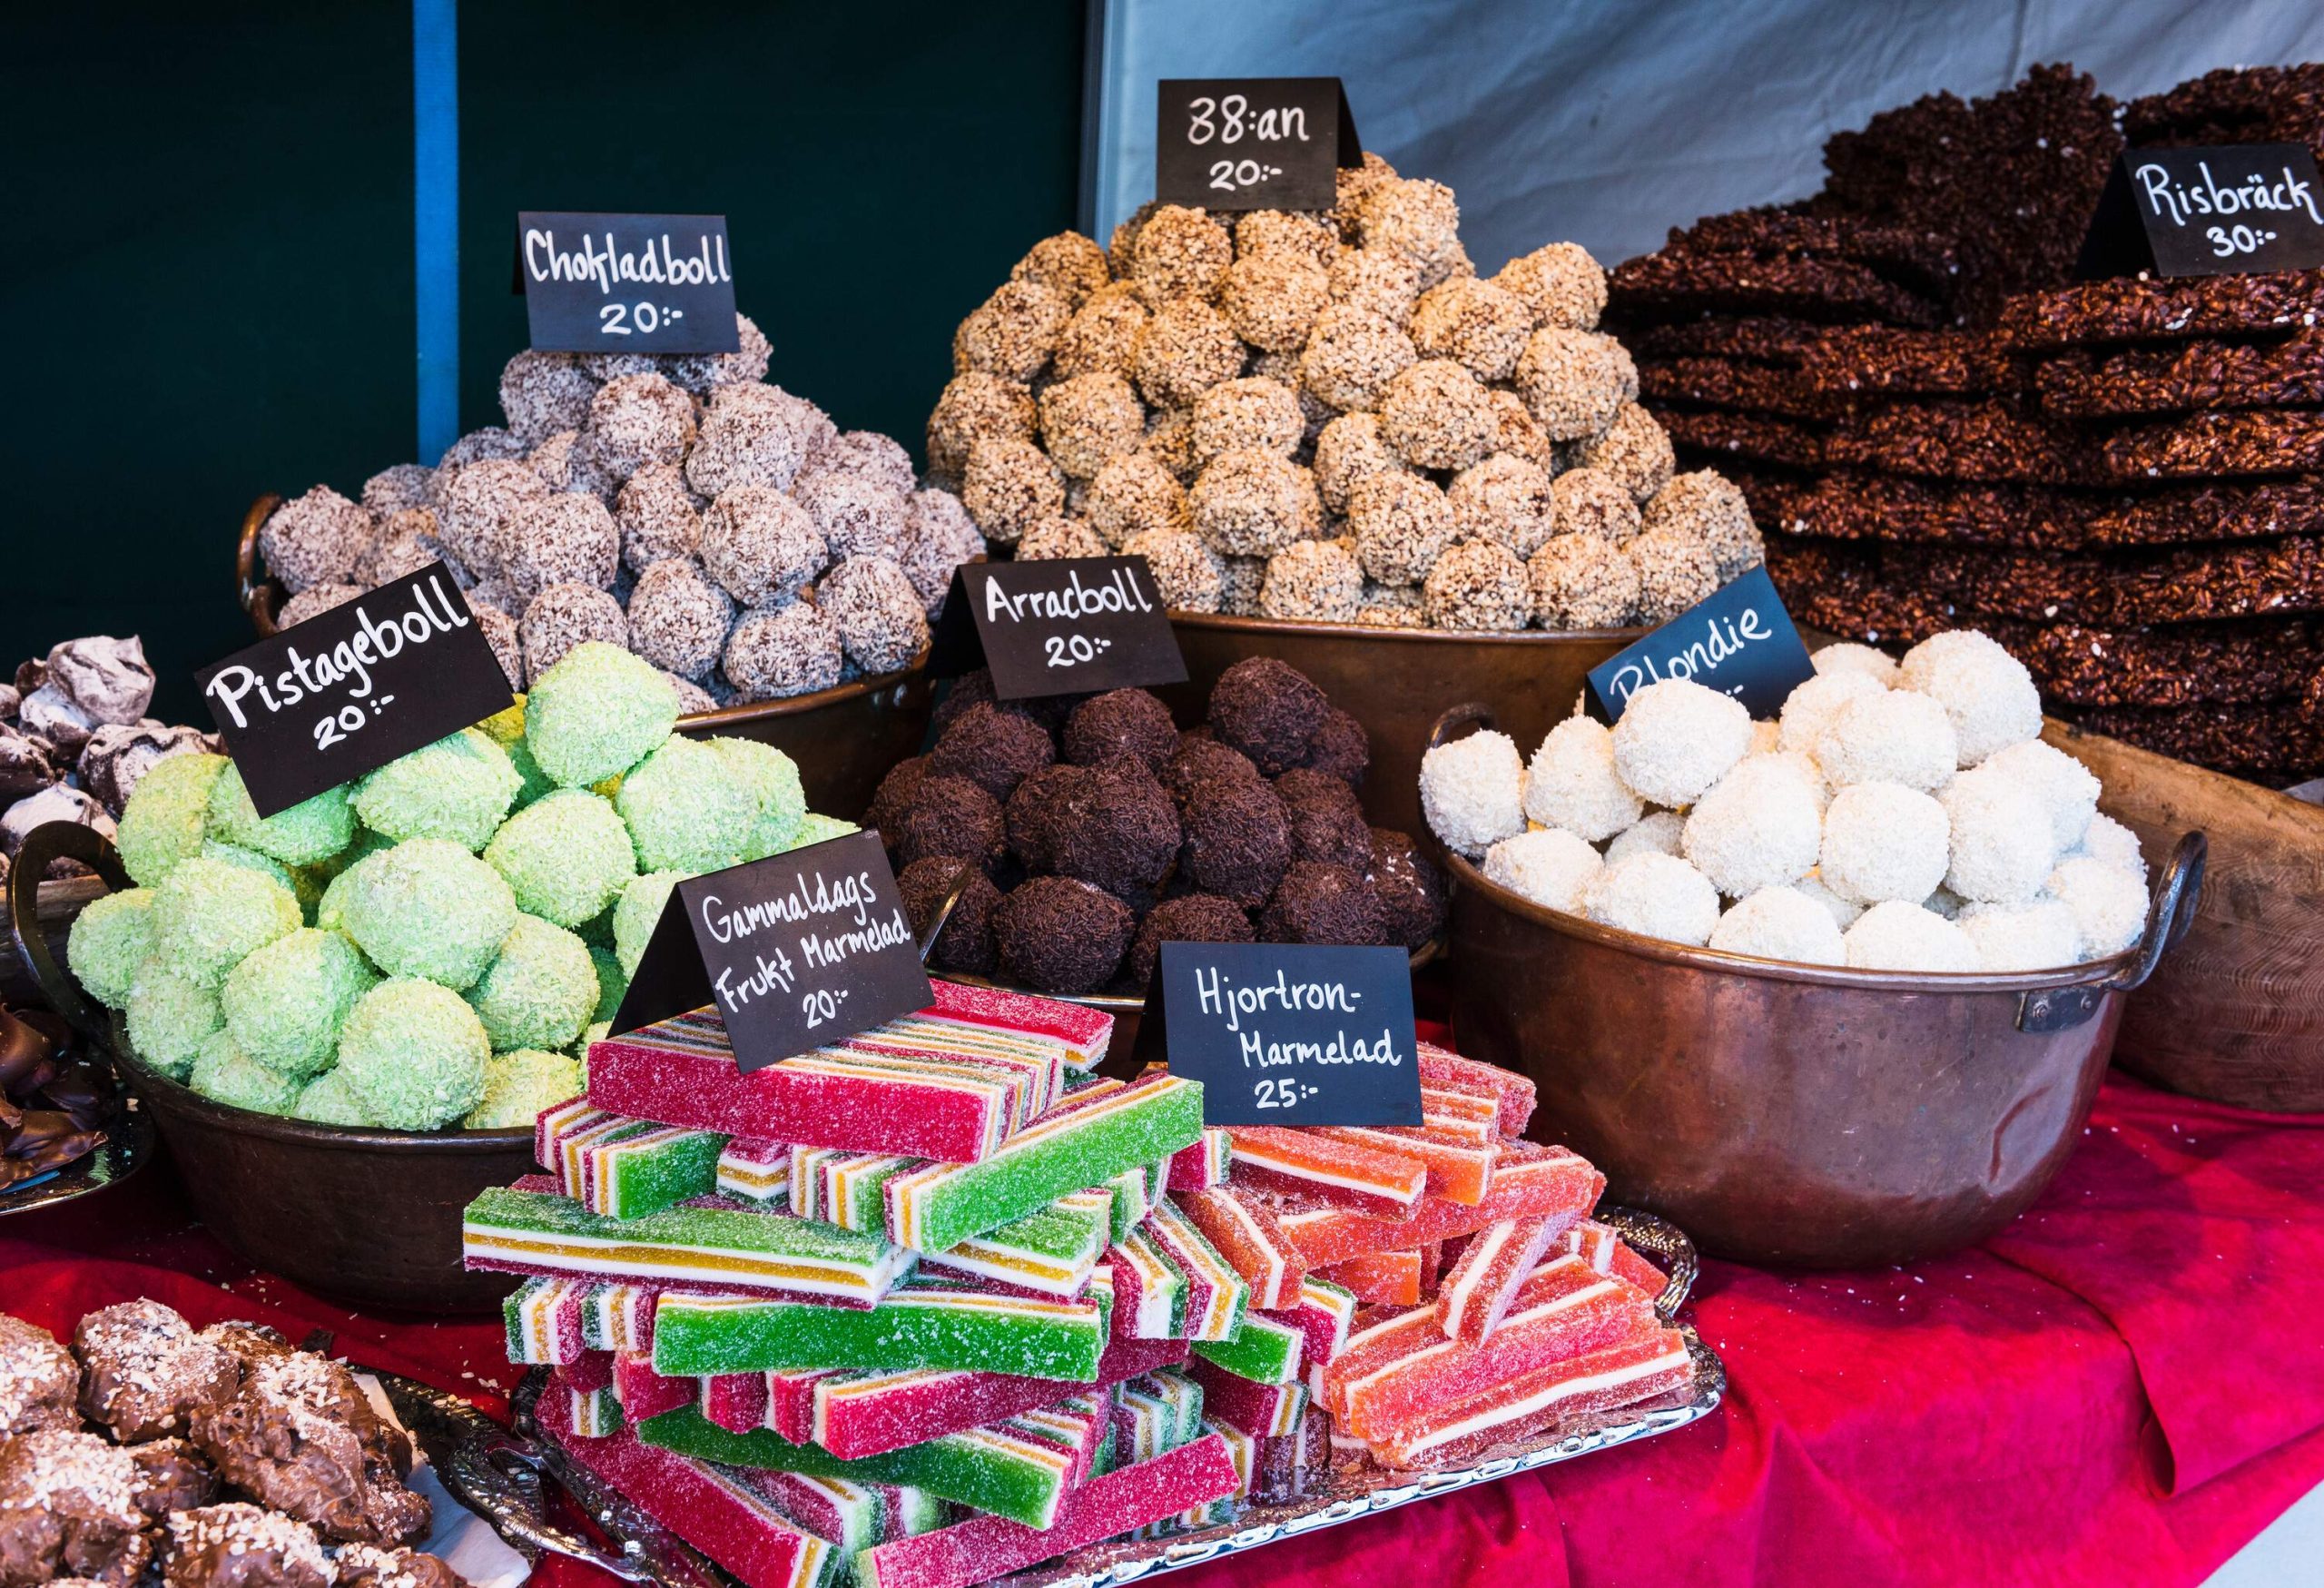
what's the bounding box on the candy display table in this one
[7,1061,2316,1588]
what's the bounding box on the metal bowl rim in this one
[115,1040,534,1154]
[1446,849,2137,994]
[1169,611,1647,646]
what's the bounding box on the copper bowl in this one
[10,822,533,1314]
[240,495,934,823]
[1161,612,1640,837]
[1428,716,2206,1269]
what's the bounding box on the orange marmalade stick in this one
[1417,1087,1502,1145]
[1310,1125,1495,1206]
[1417,1046,1535,1138]
[1225,1127,1427,1218]
[1317,1251,1423,1307]
[1174,1187,1306,1311]
[1270,1143,1601,1267]
[1565,1219,1671,1301]
[1365,1327,1695,1467]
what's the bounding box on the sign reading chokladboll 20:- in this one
[609,828,932,1075]
[931,556,1188,701]
[517,211,742,355]
[1585,566,1817,724]
[194,563,515,817]
[1152,942,1421,1127]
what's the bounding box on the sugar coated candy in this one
[651,1285,1108,1382]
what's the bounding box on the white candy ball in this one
[1959,898,2082,972]
[1812,642,1900,686]
[1815,688,1958,793]
[1420,729,1526,858]
[1778,669,1884,756]
[1843,900,1979,972]
[2070,811,2147,886]
[1709,885,1846,964]
[1939,765,2055,903]
[1523,717,1643,843]
[1483,828,1604,913]
[1980,739,2100,853]
[1899,629,2042,767]
[1603,810,1685,865]
[1681,755,1823,896]
[1587,852,1720,947]
[1795,870,1863,930]
[2047,855,2148,958]
[1610,678,1752,807]
[1819,781,1949,905]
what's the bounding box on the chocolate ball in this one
[1163,729,1261,803]
[898,856,1001,974]
[868,755,929,843]
[1004,763,1086,871]
[1274,768,1373,869]
[932,670,1079,737]
[1177,774,1292,907]
[929,701,1057,803]
[1300,706,1370,787]
[893,774,1007,875]
[1048,763,1182,898]
[1368,826,1447,951]
[1062,689,1178,775]
[1128,893,1255,989]
[1260,860,1389,946]
[993,876,1134,993]
[1208,657,1326,774]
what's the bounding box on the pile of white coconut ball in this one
[1418,630,2152,972]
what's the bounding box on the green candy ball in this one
[336,978,490,1129]
[614,870,687,979]
[290,1067,377,1127]
[200,839,295,892]
[351,728,523,851]
[466,914,596,1051]
[791,813,859,849]
[617,735,753,873]
[126,961,221,1080]
[505,736,556,809]
[149,856,301,989]
[67,889,155,1011]
[709,737,807,860]
[222,928,379,1079]
[115,752,227,887]
[205,763,355,866]
[587,944,626,1024]
[463,1048,586,1129]
[525,643,678,788]
[189,1029,300,1115]
[483,790,637,927]
[337,839,517,991]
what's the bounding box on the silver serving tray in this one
[428,1208,1721,1588]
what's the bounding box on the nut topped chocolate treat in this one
[162,1503,332,1588]
[334,1544,468,1588]
[126,1437,219,1518]
[73,1301,241,1443]
[0,1317,77,1436]
[192,1348,428,1546]
[0,1428,151,1587]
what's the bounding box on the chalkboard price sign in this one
[2074,144,2324,280]
[609,828,932,1075]
[1150,942,1420,1127]
[194,564,515,817]
[517,212,742,354]
[930,557,1187,700]
[1585,566,1816,723]
[1154,78,1361,212]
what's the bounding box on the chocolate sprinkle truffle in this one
[1177,773,1292,906]
[892,774,1008,875]
[260,488,374,595]
[1128,893,1255,988]
[897,856,1000,973]
[1368,825,1448,949]
[1300,706,1370,787]
[1259,859,1389,945]
[1210,656,1327,774]
[992,875,1135,993]
[623,559,734,679]
[928,701,1057,803]
[1274,767,1374,868]
[1046,763,1181,897]
[1164,731,1261,802]
[868,755,928,840]
[1063,689,1178,775]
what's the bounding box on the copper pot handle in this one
[239,494,283,636]
[912,858,980,967]
[7,822,132,1044]
[2102,829,2206,994]
[1424,702,1496,755]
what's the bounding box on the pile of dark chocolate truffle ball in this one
[876,658,1445,994]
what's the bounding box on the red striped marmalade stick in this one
[1225,1127,1427,1218]
[1416,1045,1535,1137]
[1267,1143,1601,1267]
[1366,1327,1695,1467]
[1173,1187,1306,1310]
[1435,1216,1563,1344]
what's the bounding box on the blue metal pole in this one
[412,0,459,463]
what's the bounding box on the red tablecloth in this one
[6,1074,2319,1588]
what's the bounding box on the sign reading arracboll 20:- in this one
[517,211,742,355]
[608,828,932,1075]
[1152,942,1421,1127]
[1585,566,1817,724]
[931,557,1188,701]
[194,563,516,817]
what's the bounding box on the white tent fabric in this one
[1086,0,2324,271]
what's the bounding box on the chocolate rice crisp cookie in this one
[1999,271,2324,350]
[2083,478,2324,547]
[2037,330,2324,417]
[2068,697,2324,783]
[1795,327,2019,397]
[2014,618,2324,707]
[1739,469,2102,550]
[1824,399,2108,486]
[1764,538,1967,645]
[1660,409,1828,470]
[1663,209,1963,298]
[1607,251,1946,328]
[2102,409,2324,481]
[1637,356,1838,419]
[1625,317,1825,366]
[2123,64,2324,160]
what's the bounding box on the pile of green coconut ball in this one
[63,642,853,1129]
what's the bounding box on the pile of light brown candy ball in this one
[927,152,1765,632]
[255,312,985,711]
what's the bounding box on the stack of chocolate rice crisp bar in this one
[1612,63,2324,785]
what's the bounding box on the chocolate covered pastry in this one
[2037,330,2324,417]
[334,1544,468,1588]
[0,1428,149,1588]
[73,1301,241,1443]
[127,1438,219,1519]
[1608,250,1945,328]
[0,1317,77,1436]
[162,1504,331,1588]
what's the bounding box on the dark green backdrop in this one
[5,1,1087,720]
